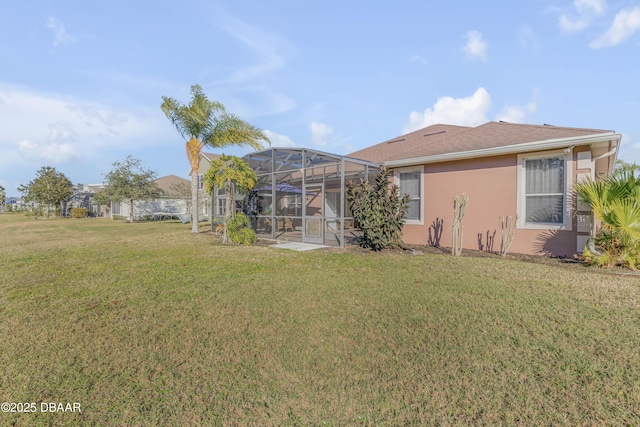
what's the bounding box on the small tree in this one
[0,184,5,213]
[498,215,516,256]
[94,156,161,223]
[203,155,257,243]
[18,166,73,217]
[451,193,469,256]
[347,166,409,251]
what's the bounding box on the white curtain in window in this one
[399,171,420,220]
[525,158,564,224]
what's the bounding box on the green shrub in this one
[24,206,44,217]
[226,213,257,244]
[70,208,88,218]
[112,215,127,221]
[346,166,409,251]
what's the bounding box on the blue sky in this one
[1,0,640,195]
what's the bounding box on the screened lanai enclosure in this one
[216,148,380,247]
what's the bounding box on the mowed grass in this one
[0,215,639,426]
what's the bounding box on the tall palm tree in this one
[161,84,269,233]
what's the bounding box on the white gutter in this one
[384,132,621,167]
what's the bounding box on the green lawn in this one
[0,215,639,426]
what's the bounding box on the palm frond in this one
[206,113,270,150]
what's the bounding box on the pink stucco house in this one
[350,121,621,257]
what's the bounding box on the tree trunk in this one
[129,199,134,223]
[187,138,202,233]
[223,178,234,244]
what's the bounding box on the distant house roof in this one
[349,121,618,166]
[201,152,221,162]
[154,174,190,197]
[188,152,221,176]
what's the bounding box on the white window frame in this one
[394,166,424,225]
[215,195,226,217]
[197,174,204,190]
[517,149,573,231]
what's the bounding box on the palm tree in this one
[161,84,269,233]
[203,155,257,243]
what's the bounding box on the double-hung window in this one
[396,167,423,223]
[518,150,572,229]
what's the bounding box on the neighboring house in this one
[111,174,190,220]
[189,152,220,222]
[62,184,108,217]
[349,121,621,257]
[5,197,24,211]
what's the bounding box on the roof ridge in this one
[489,120,612,133]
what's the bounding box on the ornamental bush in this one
[226,213,257,245]
[346,166,409,251]
[70,208,88,218]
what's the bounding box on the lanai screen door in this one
[304,185,323,244]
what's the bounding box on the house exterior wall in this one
[397,147,591,257]
[115,199,188,220]
[196,157,213,222]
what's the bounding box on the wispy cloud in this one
[495,90,538,124]
[46,17,74,47]
[559,0,606,33]
[218,17,287,85]
[211,11,295,116]
[310,122,334,147]
[404,88,491,133]
[409,54,427,65]
[575,0,606,15]
[519,26,540,49]
[590,6,640,48]
[18,140,81,163]
[264,130,296,147]
[0,83,173,165]
[463,30,488,61]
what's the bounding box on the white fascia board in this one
[384,132,621,168]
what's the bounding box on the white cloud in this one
[46,17,74,47]
[559,0,606,33]
[590,7,640,48]
[404,87,491,133]
[575,0,606,15]
[463,30,488,61]
[18,140,81,163]
[559,15,590,32]
[495,102,537,123]
[264,130,295,147]
[310,122,333,147]
[0,83,173,163]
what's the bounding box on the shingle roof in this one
[349,121,614,163]
[154,174,190,196]
[201,152,221,162]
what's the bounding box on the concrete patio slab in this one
[269,242,329,251]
